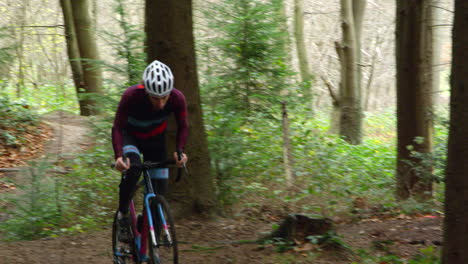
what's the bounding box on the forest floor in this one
[0,112,443,264]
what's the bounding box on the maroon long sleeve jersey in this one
[111,84,189,159]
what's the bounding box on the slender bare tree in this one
[336,0,365,144]
[60,0,87,115]
[281,101,295,187]
[294,0,314,112]
[13,0,29,97]
[70,0,103,116]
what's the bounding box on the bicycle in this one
[112,159,183,264]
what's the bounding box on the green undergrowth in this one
[221,109,447,219]
[0,106,448,242]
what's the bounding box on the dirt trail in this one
[0,111,90,223]
[0,213,444,264]
[40,110,91,160]
[0,110,90,184]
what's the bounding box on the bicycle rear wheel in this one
[148,196,179,264]
[112,210,139,264]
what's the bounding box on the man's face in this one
[149,94,170,110]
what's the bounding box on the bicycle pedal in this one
[139,254,149,262]
[117,247,132,255]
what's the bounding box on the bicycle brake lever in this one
[175,163,188,182]
[182,162,188,175]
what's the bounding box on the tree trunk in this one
[395,0,433,200]
[338,0,363,145]
[71,0,103,116]
[145,0,216,216]
[442,1,468,262]
[91,0,98,32]
[294,0,313,113]
[353,0,366,106]
[363,33,381,111]
[60,0,87,116]
[427,0,442,105]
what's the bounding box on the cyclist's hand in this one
[115,157,130,172]
[173,152,187,168]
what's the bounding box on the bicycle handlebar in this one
[130,160,177,170]
[111,159,187,182]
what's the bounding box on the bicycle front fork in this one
[157,202,173,245]
[145,194,173,247]
[145,193,158,247]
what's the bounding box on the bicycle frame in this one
[128,168,172,261]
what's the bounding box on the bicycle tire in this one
[112,210,140,264]
[148,196,179,264]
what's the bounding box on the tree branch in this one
[320,75,339,106]
[304,10,339,15]
[429,4,453,13]
[3,25,65,29]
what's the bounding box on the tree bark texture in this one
[145,0,216,215]
[338,0,363,145]
[442,1,468,262]
[60,0,87,116]
[294,0,313,113]
[395,0,433,200]
[71,0,103,116]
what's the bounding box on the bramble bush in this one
[0,96,39,147]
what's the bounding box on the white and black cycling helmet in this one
[143,60,174,97]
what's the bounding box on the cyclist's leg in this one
[116,133,143,244]
[118,133,142,214]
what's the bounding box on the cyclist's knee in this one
[124,152,141,177]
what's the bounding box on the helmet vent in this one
[142,60,174,96]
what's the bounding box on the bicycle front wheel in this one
[148,196,179,264]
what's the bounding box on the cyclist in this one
[112,60,188,242]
